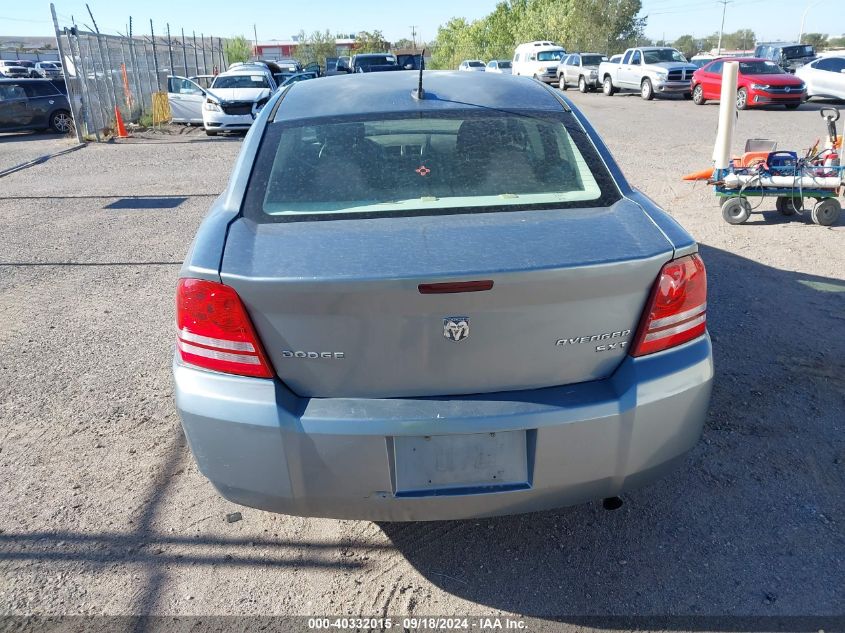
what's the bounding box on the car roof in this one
[274,71,565,122]
[217,68,272,77]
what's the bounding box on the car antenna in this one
[412,49,426,100]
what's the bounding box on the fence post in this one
[193,31,199,76]
[67,28,99,141]
[128,17,146,113]
[85,4,117,119]
[201,34,208,75]
[166,23,174,78]
[150,20,161,91]
[181,28,189,76]
[50,3,84,142]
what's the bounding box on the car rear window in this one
[244,110,620,222]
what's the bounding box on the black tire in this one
[721,197,752,224]
[578,76,588,93]
[641,78,654,100]
[603,76,615,96]
[775,196,801,216]
[811,198,841,226]
[49,110,73,134]
[692,84,706,105]
[736,87,749,110]
[205,129,218,137]
[559,76,567,91]
[784,103,800,110]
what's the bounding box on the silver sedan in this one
[173,72,713,521]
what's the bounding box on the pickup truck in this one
[599,47,697,100]
[338,54,403,74]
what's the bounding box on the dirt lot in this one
[0,92,843,630]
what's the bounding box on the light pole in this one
[798,0,822,44]
[716,0,731,55]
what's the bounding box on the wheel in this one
[641,78,654,100]
[775,196,801,216]
[578,76,588,93]
[692,84,706,105]
[558,76,567,90]
[205,129,218,136]
[603,76,615,96]
[784,103,800,110]
[721,197,752,224]
[736,87,749,110]
[49,110,73,134]
[811,198,841,226]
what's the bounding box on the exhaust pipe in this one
[602,496,623,510]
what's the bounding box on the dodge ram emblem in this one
[443,316,469,342]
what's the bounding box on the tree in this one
[295,30,337,68]
[393,38,415,50]
[673,34,698,59]
[429,0,645,67]
[355,30,389,53]
[224,36,252,64]
[801,33,828,50]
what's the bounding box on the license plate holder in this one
[393,431,529,496]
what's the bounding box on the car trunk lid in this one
[221,200,674,398]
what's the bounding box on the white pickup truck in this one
[599,47,697,100]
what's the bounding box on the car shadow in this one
[378,243,845,627]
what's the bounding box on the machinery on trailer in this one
[684,59,843,226]
[715,111,842,226]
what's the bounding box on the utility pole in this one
[253,23,258,59]
[798,0,822,44]
[410,25,418,50]
[716,0,731,55]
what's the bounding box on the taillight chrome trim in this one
[649,302,707,329]
[177,340,263,366]
[643,312,706,342]
[178,328,257,352]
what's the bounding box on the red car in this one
[691,57,806,110]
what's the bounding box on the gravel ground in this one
[0,93,843,631]
[0,132,80,175]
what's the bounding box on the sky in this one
[2,0,843,45]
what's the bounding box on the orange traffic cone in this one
[682,167,714,181]
[114,106,129,139]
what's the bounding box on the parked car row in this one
[168,59,326,136]
[0,60,63,79]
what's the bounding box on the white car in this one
[796,56,845,101]
[458,60,486,72]
[512,41,567,83]
[202,68,276,136]
[486,60,512,74]
[167,75,209,125]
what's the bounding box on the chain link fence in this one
[50,3,228,141]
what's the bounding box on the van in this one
[512,41,567,83]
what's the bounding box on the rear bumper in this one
[174,336,713,521]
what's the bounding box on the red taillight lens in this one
[631,254,707,357]
[175,278,274,378]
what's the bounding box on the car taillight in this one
[631,254,707,357]
[175,278,273,378]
